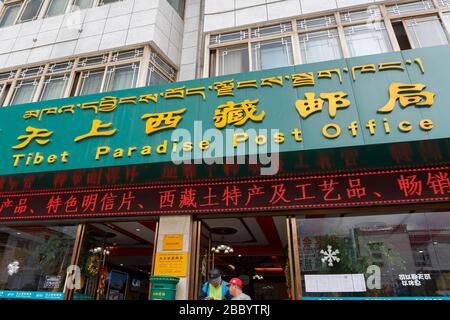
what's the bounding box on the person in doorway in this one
[199,268,232,300]
[227,278,251,300]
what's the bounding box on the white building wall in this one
[0,0,184,71]
[203,0,380,32]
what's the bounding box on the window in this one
[217,45,249,76]
[252,37,294,71]
[404,16,449,48]
[104,63,139,92]
[72,0,95,10]
[45,0,70,17]
[39,75,69,101]
[0,225,77,298]
[98,0,121,5]
[296,211,450,297]
[10,80,39,106]
[18,0,45,23]
[0,4,21,27]
[344,23,392,57]
[147,67,169,86]
[77,70,105,96]
[299,29,342,64]
[167,0,185,18]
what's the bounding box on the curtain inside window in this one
[73,0,94,10]
[79,71,104,96]
[46,0,70,17]
[11,82,37,106]
[252,37,294,71]
[405,16,449,48]
[218,46,249,76]
[345,24,392,57]
[40,76,67,101]
[300,30,342,64]
[107,64,138,91]
[19,0,44,22]
[0,5,21,27]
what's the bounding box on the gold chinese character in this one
[213,99,265,129]
[74,120,117,142]
[141,108,187,135]
[351,64,376,81]
[295,93,324,119]
[295,91,351,119]
[214,80,235,97]
[291,72,315,87]
[13,127,53,150]
[378,83,435,113]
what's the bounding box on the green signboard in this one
[1,45,450,176]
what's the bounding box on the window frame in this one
[0,1,23,28]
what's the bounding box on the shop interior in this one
[74,220,157,300]
[197,216,290,300]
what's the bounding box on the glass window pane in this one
[218,45,249,76]
[39,76,68,101]
[147,67,169,86]
[0,225,77,297]
[296,212,450,297]
[78,70,104,96]
[19,0,44,23]
[252,37,294,71]
[167,0,185,17]
[99,0,121,5]
[10,81,38,106]
[45,0,70,17]
[299,29,342,64]
[345,23,392,57]
[0,5,21,27]
[405,16,449,48]
[72,0,94,10]
[106,63,139,92]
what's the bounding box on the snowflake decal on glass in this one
[320,245,340,267]
[7,260,20,276]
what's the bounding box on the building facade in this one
[0,0,450,300]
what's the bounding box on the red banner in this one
[1,166,450,221]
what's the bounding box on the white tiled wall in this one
[0,0,184,71]
[203,0,378,32]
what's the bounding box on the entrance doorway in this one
[71,219,158,300]
[192,216,296,300]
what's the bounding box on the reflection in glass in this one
[296,212,450,297]
[0,225,77,296]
